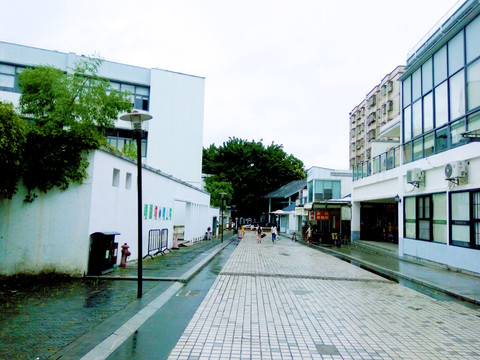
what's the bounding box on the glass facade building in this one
[402,13,480,163]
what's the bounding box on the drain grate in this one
[316,344,340,355]
[176,289,201,297]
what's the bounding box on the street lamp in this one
[219,192,227,243]
[120,110,153,298]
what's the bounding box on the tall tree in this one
[202,137,305,219]
[0,102,27,199]
[15,58,132,201]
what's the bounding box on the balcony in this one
[353,145,400,181]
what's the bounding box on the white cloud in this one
[1,0,458,169]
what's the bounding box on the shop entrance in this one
[360,202,398,243]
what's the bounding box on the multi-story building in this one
[349,66,404,177]
[0,42,217,276]
[351,0,480,274]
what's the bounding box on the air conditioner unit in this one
[445,161,467,179]
[407,168,424,183]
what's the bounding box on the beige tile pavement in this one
[168,231,480,360]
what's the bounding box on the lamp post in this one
[120,110,153,299]
[219,192,226,242]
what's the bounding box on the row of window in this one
[0,62,150,111]
[404,189,480,249]
[402,14,480,163]
[307,180,341,202]
[106,128,148,158]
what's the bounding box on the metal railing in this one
[353,145,400,181]
[144,228,170,259]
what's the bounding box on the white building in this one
[297,167,352,243]
[351,0,480,274]
[0,42,218,276]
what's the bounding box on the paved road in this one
[168,231,480,359]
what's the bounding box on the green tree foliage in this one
[203,176,233,210]
[202,137,305,218]
[14,58,132,201]
[0,102,27,199]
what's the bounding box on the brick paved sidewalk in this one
[169,232,480,360]
[0,238,227,360]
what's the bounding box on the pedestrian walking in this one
[271,225,277,244]
[257,225,262,243]
[306,224,312,243]
[241,225,245,238]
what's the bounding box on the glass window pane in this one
[434,46,447,86]
[449,70,466,120]
[473,191,480,219]
[435,127,448,153]
[450,119,466,147]
[419,220,431,240]
[424,133,434,157]
[110,82,120,90]
[0,74,14,88]
[424,93,434,131]
[403,142,412,163]
[466,14,480,63]
[452,225,470,246]
[121,84,135,93]
[435,82,448,127]
[403,77,411,107]
[404,105,411,141]
[433,193,447,244]
[405,197,416,238]
[0,64,15,75]
[135,86,149,96]
[422,58,433,94]
[412,68,422,101]
[412,100,422,137]
[467,59,480,111]
[468,112,480,132]
[448,31,464,75]
[413,138,423,160]
[451,192,469,220]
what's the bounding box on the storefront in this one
[360,202,398,243]
[303,198,351,245]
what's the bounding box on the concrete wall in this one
[0,149,216,276]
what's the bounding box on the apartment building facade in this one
[351,0,480,274]
[349,66,404,177]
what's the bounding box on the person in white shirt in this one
[271,225,277,244]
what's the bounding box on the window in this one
[434,81,448,127]
[314,180,341,201]
[422,58,433,94]
[466,14,480,63]
[403,76,411,106]
[112,168,120,187]
[125,172,132,189]
[450,119,466,147]
[413,138,423,161]
[412,68,422,101]
[467,59,480,111]
[432,193,447,244]
[468,112,480,132]
[308,180,313,203]
[403,106,412,141]
[435,127,448,153]
[405,197,416,238]
[403,142,412,164]
[473,191,480,247]
[448,31,464,76]
[412,100,422,137]
[450,192,470,247]
[417,195,432,240]
[450,190,480,249]
[434,45,447,86]
[449,70,465,120]
[423,92,434,132]
[424,133,434,157]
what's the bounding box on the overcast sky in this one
[1,0,459,169]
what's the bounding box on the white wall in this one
[0,149,215,276]
[0,175,94,276]
[147,69,205,188]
